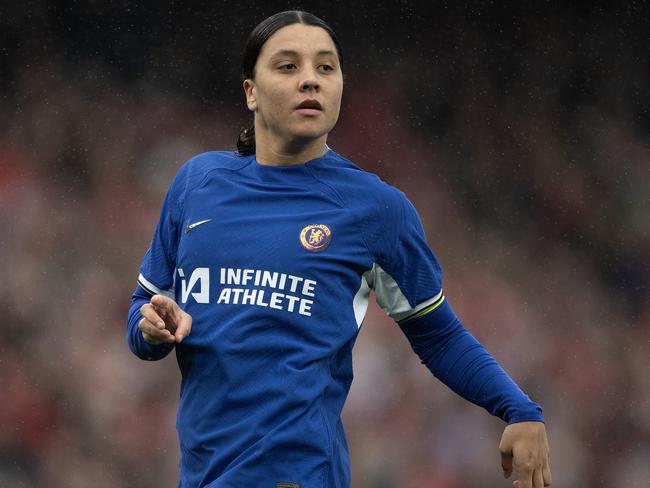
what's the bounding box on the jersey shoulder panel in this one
[313,150,443,318]
[175,151,253,204]
[316,150,404,210]
[312,150,410,258]
[185,150,251,171]
[184,150,252,181]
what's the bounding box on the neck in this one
[254,129,328,167]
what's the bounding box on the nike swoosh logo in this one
[184,219,212,233]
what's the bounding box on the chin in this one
[290,122,335,141]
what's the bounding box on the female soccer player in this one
[127,10,552,488]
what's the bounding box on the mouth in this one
[296,99,322,110]
[295,99,323,115]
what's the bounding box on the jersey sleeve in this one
[366,187,445,323]
[126,162,189,360]
[365,186,544,424]
[137,163,189,298]
[399,299,545,424]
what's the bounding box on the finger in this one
[534,468,545,488]
[151,296,173,324]
[500,450,513,478]
[151,294,182,334]
[151,294,175,313]
[175,311,192,342]
[513,456,534,488]
[139,318,175,344]
[139,318,174,341]
[140,303,165,329]
[513,474,531,488]
[542,458,552,486]
[142,331,172,345]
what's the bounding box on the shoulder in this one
[182,150,251,179]
[314,150,416,261]
[171,150,252,190]
[314,149,407,211]
[163,151,252,208]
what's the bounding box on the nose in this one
[299,68,320,92]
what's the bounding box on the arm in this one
[126,161,190,360]
[362,185,551,486]
[398,298,543,423]
[399,297,551,487]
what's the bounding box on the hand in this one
[499,421,552,488]
[139,294,192,345]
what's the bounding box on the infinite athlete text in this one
[177,267,317,316]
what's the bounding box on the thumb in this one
[500,447,514,479]
[174,311,192,342]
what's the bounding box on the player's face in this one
[243,24,343,147]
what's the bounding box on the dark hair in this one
[236,10,343,156]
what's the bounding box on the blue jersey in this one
[127,148,543,487]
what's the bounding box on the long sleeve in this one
[359,184,543,423]
[398,298,544,424]
[126,160,189,361]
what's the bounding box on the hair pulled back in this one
[236,10,342,156]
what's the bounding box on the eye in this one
[318,64,334,72]
[278,63,297,71]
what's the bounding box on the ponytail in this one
[237,126,255,156]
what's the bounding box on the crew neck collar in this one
[252,146,332,170]
[244,147,332,183]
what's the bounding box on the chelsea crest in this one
[300,224,332,252]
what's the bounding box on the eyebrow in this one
[269,49,338,60]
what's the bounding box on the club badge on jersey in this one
[299,224,332,252]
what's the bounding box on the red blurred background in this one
[1,2,648,486]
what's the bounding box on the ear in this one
[243,79,257,111]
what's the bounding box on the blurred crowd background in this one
[1,1,648,487]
